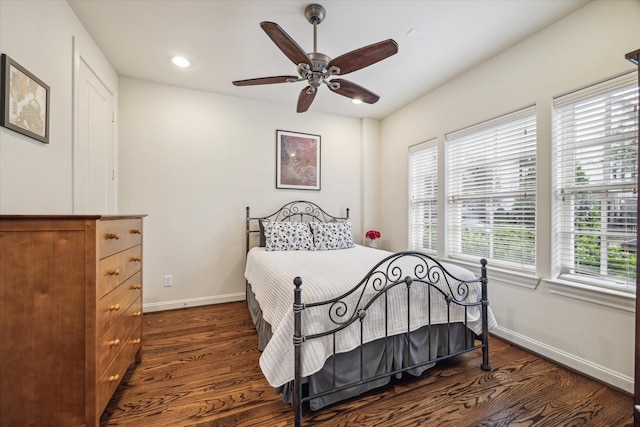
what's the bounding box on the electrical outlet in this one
[164,275,173,287]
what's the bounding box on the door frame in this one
[72,36,117,214]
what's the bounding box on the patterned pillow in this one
[263,221,315,251]
[310,221,356,250]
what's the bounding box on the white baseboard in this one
[492,325,633,394]
[143,292,245,313]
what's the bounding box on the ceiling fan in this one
[232,4,398,113]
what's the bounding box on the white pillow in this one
[263,221,315,251]
[310,221,355,250]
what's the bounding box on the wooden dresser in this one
[0,215,145,426]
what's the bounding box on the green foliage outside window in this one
[573,165,636,282]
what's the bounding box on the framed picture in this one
[0,54,50,143]
[276,130,321,190]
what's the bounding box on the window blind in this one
[446,106,537,270]
[553,72,638,289]
[409,139,438,252]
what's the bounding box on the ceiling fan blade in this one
[297,86,317,113]
[328,39,398,75]
[260,21,312,66]
[330,79,380,104]
[233,76,299,86]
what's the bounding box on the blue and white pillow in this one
[263,221,315,251]
[310,221,355,250]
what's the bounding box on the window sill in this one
[545,278,635,312]
[442,258,540,290]
[442,258,635,312]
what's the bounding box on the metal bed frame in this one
[245,201,491,427]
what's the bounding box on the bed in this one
[244,200,496,426]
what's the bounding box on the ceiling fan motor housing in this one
[309,52,330,71]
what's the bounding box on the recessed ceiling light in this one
[351,99,363,105]
[171,56,191,68]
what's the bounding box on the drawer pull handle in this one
[130,284,142,290]
[131,339,141,345]
[130,229,142,235]
[108,374,120,382]
[109,339,121,347]
[132,311,142,317]
[107,268,120,276]
[106,233,120,240]
[109,304,121,311]
[130,256,142,262]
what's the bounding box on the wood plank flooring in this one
[100,302,633,426]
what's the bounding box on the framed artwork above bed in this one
[276,130,320,190]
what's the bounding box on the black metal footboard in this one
[292,251,491,427]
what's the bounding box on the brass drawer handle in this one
[130,229,142,235]
[130,256,142,262]
[107,268,120,276]
[108,374,120,382]
[106,233,120,240]
[109,339,121,347]
[131,339,141,345]
[130,284,142,290]
[109,304,121,311]
[132,311,142,317]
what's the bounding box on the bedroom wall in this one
[118,77,369,311]
[0,0,117,213]
[379,0,640,393]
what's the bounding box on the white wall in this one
[0,0,116,213]
[380,0,640,393]
[118,77,368,311]
[361,118,381,237]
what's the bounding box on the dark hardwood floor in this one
[100,302,633,426]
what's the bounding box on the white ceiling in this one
[67,0,590,119]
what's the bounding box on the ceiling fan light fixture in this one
[351,98,363,105]
[171,56,191,68]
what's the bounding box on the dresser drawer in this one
[98,218,143,259]
[98,245,142,299]
[96,323,141,415]
[97,272,142,338]
[97,297,142,378]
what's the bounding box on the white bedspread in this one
[245,245,497,387]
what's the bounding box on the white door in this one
[76,57,115,213]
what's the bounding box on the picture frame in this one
[0,54,50,144]
[276,130,321,190]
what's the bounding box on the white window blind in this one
[409,139,438,252]
[446,106,537,270]
[553,72,638,290]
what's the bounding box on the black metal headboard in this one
[245,200,350,253]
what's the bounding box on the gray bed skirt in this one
[246,281,476,410]
[246,280,273,351]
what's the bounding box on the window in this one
[553,73,638,291]
[446,106,537,270]
[409,139,438,252]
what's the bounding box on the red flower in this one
[366,230,381,240]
